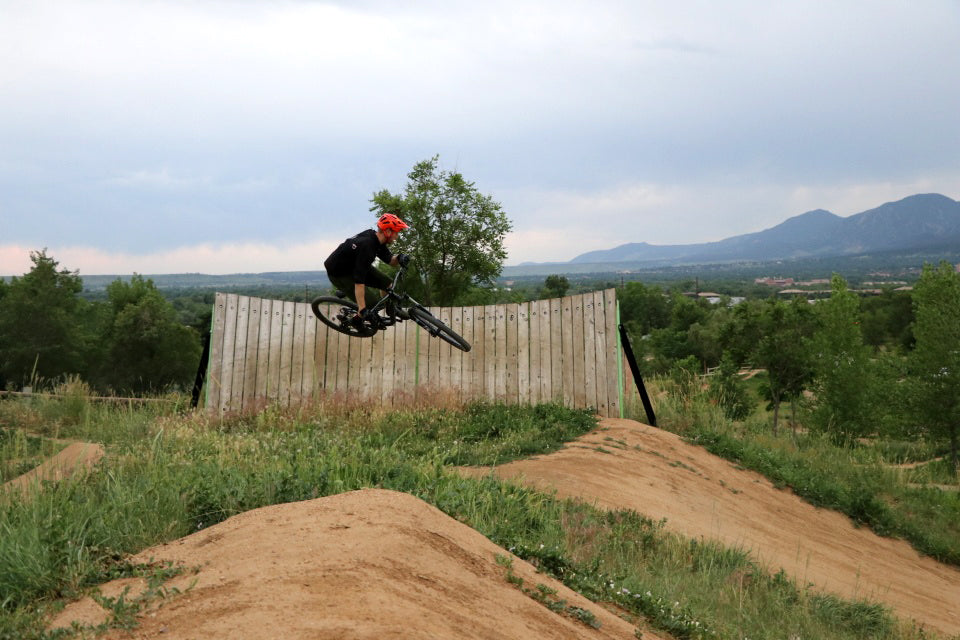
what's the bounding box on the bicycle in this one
[310,262,472,352]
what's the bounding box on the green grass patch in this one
[638,377,960,567]
[0,395,946,640]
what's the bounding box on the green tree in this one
[371,155,512,305]
[542,274,570,299]
[708,352,753,420]
[0,250,87,386]
[618,281,670,336]
[806,274,876,443]
[908,261,960,474]
[96,275,201,394]
[753,297,815,433]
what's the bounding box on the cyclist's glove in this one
[397,253,411,267]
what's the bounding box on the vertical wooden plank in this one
[277,300,296,407]
[228,296,250,413]
[493,304,507,401]
[504,303,519,404]
[255,299,273,404]
[241,297,261,412]
[517,303,531,406]
[461,305,476,402]
[218,294,239,415]
[287,302,304,407]
[207,293,228,414]
[484,305,497,401]
[604,288,620,418]
[447,307,464,400]
[403,317,418,399]
[572,294,587,410]
[300,302,317,405]
[592,290,608,416]
[539,299,553,403]
[370,328,385,406]
[583,293,598,412]
[328,318,346,394]
[549,297,563,404]
[267,300,285,403]
[312,304,329,398]
[381,324,396,406]
[559,295,574,407]
[527,300,541,406]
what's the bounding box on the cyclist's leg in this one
[328,275,357,302]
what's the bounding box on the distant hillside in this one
[79,271,331,292]
[570,193,960,265]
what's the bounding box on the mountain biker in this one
[323,213,411,326]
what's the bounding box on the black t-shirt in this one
[324,229,394,284]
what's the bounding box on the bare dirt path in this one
[51,489,661,640]
[459,417,960,637]
[1,441,104,497]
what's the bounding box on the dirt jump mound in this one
[459,417,960,637]
[51,489,657,640]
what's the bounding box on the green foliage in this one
[806,274,877,443]
[370,155,512,306]
[708,354,753,421]
[94,275,202,394]
[542,274,570,299]
[0,250,88,387]
[908,261,960,474]
[751,298,816,432]
[0,398,947,639]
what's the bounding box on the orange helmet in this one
[377,213,409,232]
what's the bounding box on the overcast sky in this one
[2,1,959,276]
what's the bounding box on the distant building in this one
[755,277,795,286]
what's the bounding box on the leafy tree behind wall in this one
[371,155,512,306]
[908,261,960,474]
[0,250,88,386]
[95,275,201,394]
[542,275,570,299]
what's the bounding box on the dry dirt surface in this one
[459,417,960,637]
[1,441,104,497]
[51,488,661,640]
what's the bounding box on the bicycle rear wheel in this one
[408,307,471,352]
[311,296,377,338]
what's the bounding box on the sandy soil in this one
[1,441,104,496]
[50,489,658,640]
[459,417,960,637]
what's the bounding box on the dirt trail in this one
[459,417,960,637]
[1,441,104,496]
[51,489,659,640]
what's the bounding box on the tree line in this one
[616,265,960,473]
[0,250,201,395]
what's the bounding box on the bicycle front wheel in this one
[408,307,471,352]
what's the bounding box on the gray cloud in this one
[2,1,959,273]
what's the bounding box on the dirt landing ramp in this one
[52,489,656,640]
[460,417,960,637]
[2,441,104,496]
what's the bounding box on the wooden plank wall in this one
[206,289,621,417]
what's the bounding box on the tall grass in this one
[630,376,960,566]
[0,394,947,640]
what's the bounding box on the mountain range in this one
[567,193,960,266]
